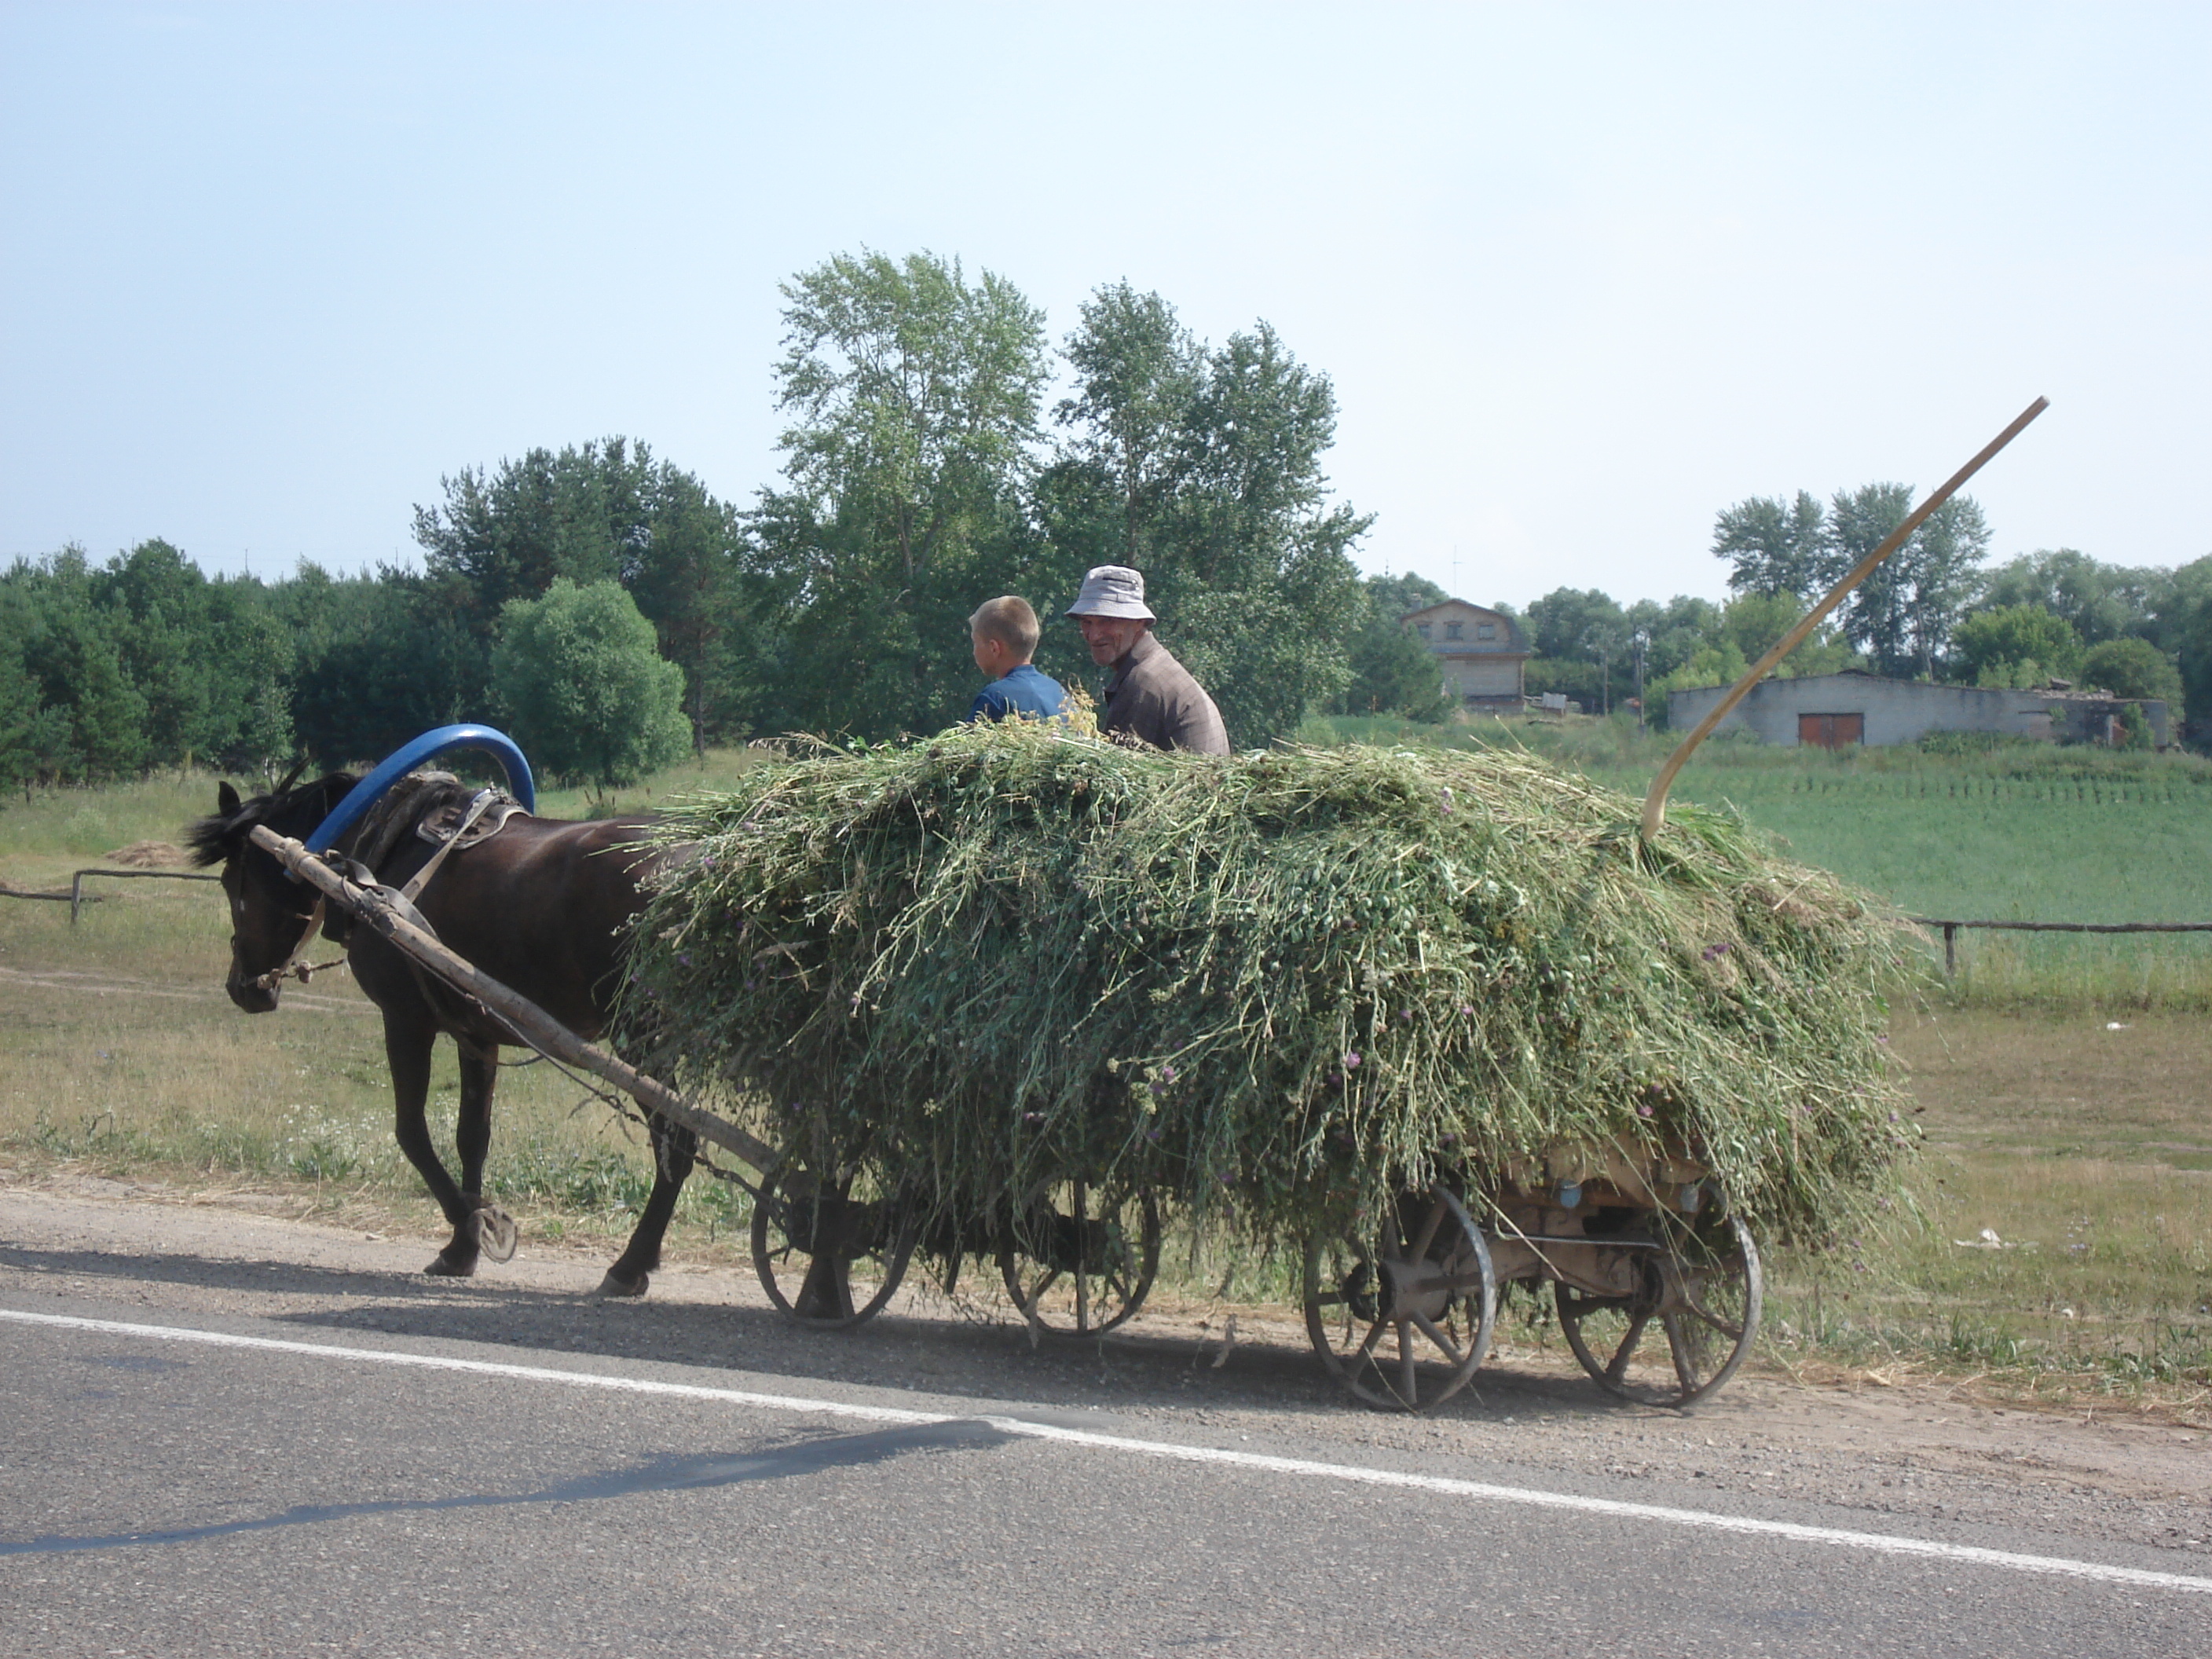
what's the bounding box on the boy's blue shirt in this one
[970,663,1071,724]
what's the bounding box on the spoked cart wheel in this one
[1555,1209,1762,1408]
[750,1156,915,1328]
[998,1181,1161,1337]
[1303,1186,1497,1411]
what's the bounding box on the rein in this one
[251,895,349,991]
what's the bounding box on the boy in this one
[968,595,1071,724]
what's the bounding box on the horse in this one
[187,771,695,1296]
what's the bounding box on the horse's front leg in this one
[384,1013,481,1277]
[453,1040,518,1267]
[598,1114,698,1298]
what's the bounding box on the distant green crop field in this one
[1303,715,2212,1008]
[1595,760,2212,922]
[1619,757,2212,1008]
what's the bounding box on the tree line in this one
[5,254,1458,793]
[1496,509,2203,733]
[6,249,2210,793]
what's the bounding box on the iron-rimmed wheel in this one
[1303,1186,1497,1412]
[1556,1210,1761,1408]
[997,1181,1161,1338]
[750,1158,914,1328]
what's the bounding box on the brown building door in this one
[1798,712,1864,749]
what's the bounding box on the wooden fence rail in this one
[70,867,220,924]
[1910,916,2212,977]
[0,867,219,918]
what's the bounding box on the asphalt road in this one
[3,1285,2207,1658]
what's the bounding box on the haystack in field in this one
[618,725,1914,1244]
[104,840,190,868]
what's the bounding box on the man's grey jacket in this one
[1101,631,1230,755]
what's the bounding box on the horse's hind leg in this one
[598,1115,698,1298]
[386,1019,478,1277]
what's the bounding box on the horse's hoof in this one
[471,1206,518,1264]
[426,1250,479,1278]
[595,1269,650,1298]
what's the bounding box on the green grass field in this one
[1306,713,2212,1010]
[4,736,2208,1415]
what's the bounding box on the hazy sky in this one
[3,3,2206,609]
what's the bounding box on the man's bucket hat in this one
[1064,564,1156,621]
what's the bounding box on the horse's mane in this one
[187,769,523,872]
[185,772,359,867]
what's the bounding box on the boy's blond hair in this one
[969,595,1042,661]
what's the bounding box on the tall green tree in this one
[2157,556,2212,656]
[1524,588,1630,710]
[1973,548,2179,650]
[490,579,690,790]
[1715,591,1858,679]
[1716,481,1988,676]
[284,566,488,767]
[1951,603,2082,687]
[20,604,147,777]
[2,548,148,778]
[90,540,295,771]
[1047,293,1369,743]
[412,438,657,632]
[1825,485,1988,677]
[0,635,43,800]
[1055,284,1202,573]
[2080,636,2181,705]
[749,250,1052,737]
[1899,496,1992,675]
[1822,482,1917,672]
[1712,491,1828,597]
[1627,595,1724,682]
[412,438,749,747]
[622,471,746,752]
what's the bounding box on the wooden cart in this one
[1302,1144,1762,1412]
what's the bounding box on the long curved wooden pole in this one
[1639,397,2049,843]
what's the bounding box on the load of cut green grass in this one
[617,723,1914,1245]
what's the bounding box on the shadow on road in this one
[0,1235,1635,1426]
[0,1419,1015,1556]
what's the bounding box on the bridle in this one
[247,891,346,992]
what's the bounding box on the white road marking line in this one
[5,1305,2208,1595]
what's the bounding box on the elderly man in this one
[1064,565,1230,756]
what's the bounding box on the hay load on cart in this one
[620,723,1916,1408]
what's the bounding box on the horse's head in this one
[186,769,357,1013]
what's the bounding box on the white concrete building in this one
[1666,670,2169,749]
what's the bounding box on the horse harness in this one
[252,779,526,994]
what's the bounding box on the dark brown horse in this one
[188,772,694,1295]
